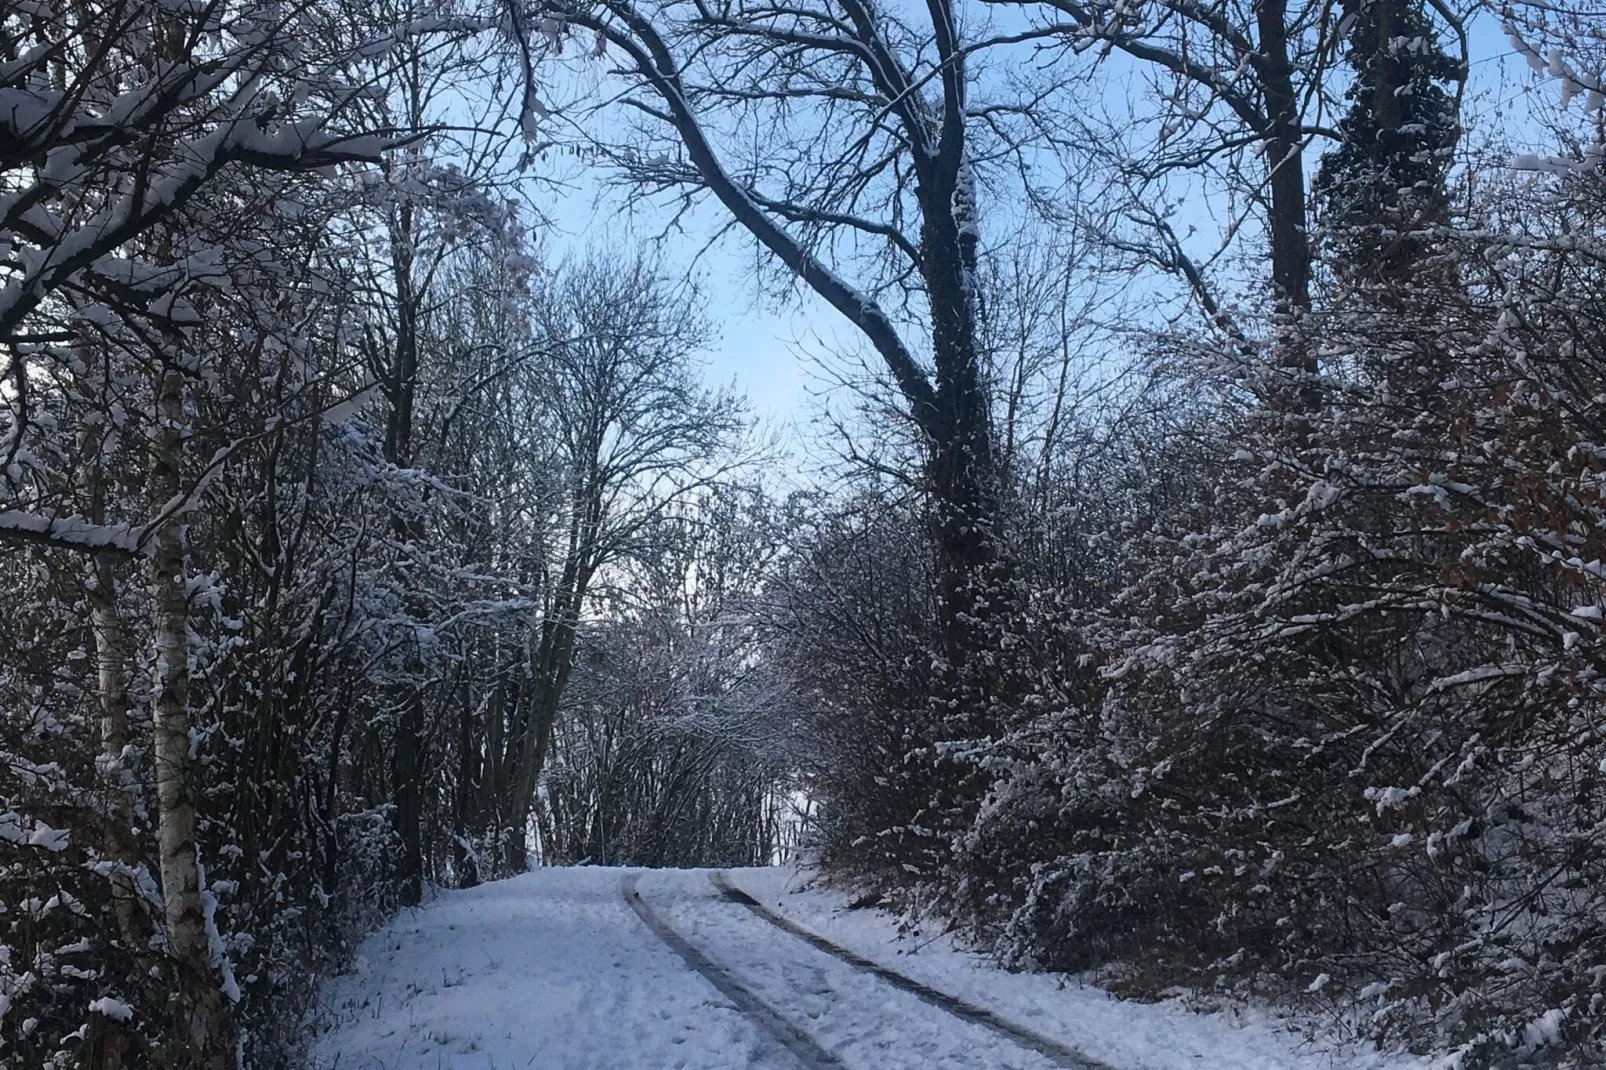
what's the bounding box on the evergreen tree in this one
[1316,0,1461,284]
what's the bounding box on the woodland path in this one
[306,867,1432,1070]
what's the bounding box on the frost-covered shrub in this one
[769,492,949,884]
[951,174,1606,1062]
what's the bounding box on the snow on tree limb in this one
[0,510,149,555]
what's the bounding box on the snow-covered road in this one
[306,867,1433,1070]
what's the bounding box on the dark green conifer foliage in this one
[1316,0,1460,283]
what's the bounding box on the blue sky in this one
[537,172,827,431]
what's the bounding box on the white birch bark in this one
[149,367,234,1067]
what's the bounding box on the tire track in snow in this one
[622,873,845,1069]
[709,871,1113,1070]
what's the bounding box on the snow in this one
[1521,1008,1565,1049]
[0,813,70,851]
[0,510,149,555]
[27,823,69,851]
[308,868,770,1069]
[87,997,133,1023]
[307,866,1436,1069]
[321,383,376,424]
[733,869,1430,1070]
[198,861,242,1004]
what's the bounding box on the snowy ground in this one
[305,866,1435,1070]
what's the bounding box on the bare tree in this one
[522,0,1089,665]
[341,0,533,905]
[1003,0,1463,408]
[490,252,746,870]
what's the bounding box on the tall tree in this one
[524,0,1069,667]
[340,0,534,902]
[495,253,743,870]
[1017,0,1459,411]
[1315,0,1460,287]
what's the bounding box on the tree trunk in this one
[502,685,558,874]
[392,693,426,905]
[453,674,481,888]
[382,203,428,906]
[150,367,234,1068]
[322,696,351,897]
[481,672,509,871]
[503,581,587,872]
[85,1006,131,1069]
[88,554,144,951]
[1253,0,1319,415]
[78,353,146,956]
[87,552,142,1070]
[917,156,1008,671]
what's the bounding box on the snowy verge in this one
[728,866,1436,1070]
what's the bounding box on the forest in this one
[2,0,1604,1065]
